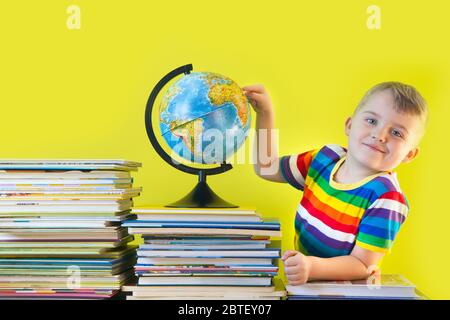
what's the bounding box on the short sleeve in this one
[355,191,409,253]
[279,149,318,191]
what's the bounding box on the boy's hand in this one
[281,250,312,285]
[242,84,274,115]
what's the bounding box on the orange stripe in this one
[303,185,361,227]
[298,150,316,178]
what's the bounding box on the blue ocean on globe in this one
[159,72,251,164]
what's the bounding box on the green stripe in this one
[357,232,392,248]
[308,167,371,207]
[294,231,309,255]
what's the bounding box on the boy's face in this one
[345,90,424,172]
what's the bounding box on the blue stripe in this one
[364,207,406,224]
[295,219,351,257]
[280,156,303,190]
[321,145,344,160]
[299,231,350,258]
[295,214,354,252]
[361,214,403,229]
[309,153,333,175]
[358,223,398,241]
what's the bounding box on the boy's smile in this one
[342,89,424,180]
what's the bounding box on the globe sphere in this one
[159,72,251,164]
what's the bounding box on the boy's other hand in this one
[242,84,274,115]
[282,250,312,286]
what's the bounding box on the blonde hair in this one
[355,82,428,125]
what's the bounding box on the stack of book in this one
[286,274,426,300]
[122,207,286,300]
[0,159,141,299]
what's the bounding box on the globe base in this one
[166,180,238,208]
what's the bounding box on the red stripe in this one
[379,191,406,205]
[303,185,361,227]
[301,195,359,234]
[296,150,314,178]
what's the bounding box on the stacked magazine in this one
[0,159,141,299]
[122,206,286,300]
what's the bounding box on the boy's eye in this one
[366,118,376,125]
[392,129,403,138]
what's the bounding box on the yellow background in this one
[1,0,449,299]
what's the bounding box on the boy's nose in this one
[371,128,388,143]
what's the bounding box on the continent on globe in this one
[159,72,251,164]
[207,74,249,127]
[171,118,204,161]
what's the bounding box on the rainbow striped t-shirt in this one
[280,144,408,258]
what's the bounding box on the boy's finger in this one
[242,85,259,91]
[244,92,262,99]
[286,274,302,282]
[284,266,299,275]
[243,89,260,95]
[245,92,264,104]
[281,250,298,261]
[242,84,265,93]
[284,256,299,267]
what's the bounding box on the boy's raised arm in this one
[243,85,285,183]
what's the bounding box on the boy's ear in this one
[344,117,352,136]
[402,147,420,164]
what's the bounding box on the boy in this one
[243,82,428,285]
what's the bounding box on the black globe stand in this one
[167,170,237,208]
[145,64,238,208]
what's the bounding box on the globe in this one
[145,64,248,207]
[158,72,251,164]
